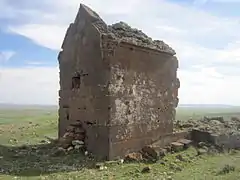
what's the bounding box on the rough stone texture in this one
[58,4,180,160]
[124,152,143,162]
[171,142,184,152]
[191,129,240,149]
[174,116,240,136]
[177,139,192,148]
[175,116,240,149]
[107,22,176,55]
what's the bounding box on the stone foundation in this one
[191,129,240,149]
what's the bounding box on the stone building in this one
[58,4,180,160]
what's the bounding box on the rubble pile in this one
[58,121,86,150]
[107,21,176,55]
[174,116,240,136]
[125,138,192,162]
[174,116,240,149]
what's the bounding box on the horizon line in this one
[0,103,239,107]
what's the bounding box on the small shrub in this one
[217,164,235,175]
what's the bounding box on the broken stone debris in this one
[217,164,236,175]
[52,147,66,157]
[166,176,173,180]
[124,152,143,162]
[123,124,239,162]
[141,166,151,173]
[171,142,184,152]
[175,154,187,162]
[196,148,208,156]
[108,21,176,55]
[124,138,191,162]
[95,163,108,170]
[169,162,182,172]
[177,139,192,149]
[174,116,240,136]
[58,121,86,151]
[174,116,240,149]
[142,145,159,160]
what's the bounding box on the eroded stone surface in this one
[58,3,180,160]
[108,21,176,55]
[174,116,240,136]
[171,142,184,152]
[174,116,240,149]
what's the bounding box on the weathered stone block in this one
[210,133,240,149]
[124,152,143,162]
[177,139,192,149]
[171,142,184,152]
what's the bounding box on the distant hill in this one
[0,103,58,109]
[178,104,239,108]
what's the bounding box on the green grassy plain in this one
[0,106,240,180]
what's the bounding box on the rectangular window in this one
[72,75,81,89]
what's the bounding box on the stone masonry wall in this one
[58,4,111,158]
[58,4,180,160]
[107,43,179,158]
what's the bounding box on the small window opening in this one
[63,105,69,108]
[66,112,69,120]
[64,109,69,120]
[72,73,81,89]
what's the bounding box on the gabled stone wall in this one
[58,4,180,160]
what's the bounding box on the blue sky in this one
[0,0,240,105]
[0,30,57,67]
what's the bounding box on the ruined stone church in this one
[58,4,180,160]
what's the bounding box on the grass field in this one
[0,106,240,180]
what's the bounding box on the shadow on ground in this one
[0,143,102,177]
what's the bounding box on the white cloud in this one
[178,68,240,105]
[5,0,240,64]
[0,51,15,63]
[8,24,66,50]
[0,0,17,19]
[0,0,240,105]
[0,66,239,105]
[194,0,240,4]
[194,0,208,5]
[24,61,50,66]
[0,66,59,105]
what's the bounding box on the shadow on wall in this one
[0,143,102,177]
